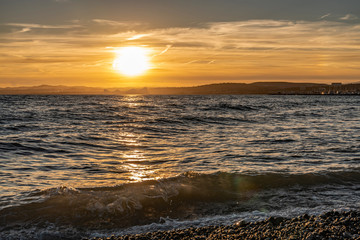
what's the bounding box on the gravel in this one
[88,210,360,240]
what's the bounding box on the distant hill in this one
[0,82,359,95]
[0,85,106,95]
[148,82,326,95]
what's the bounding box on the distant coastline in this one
[0,82,359,95]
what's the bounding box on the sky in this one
[1,0,360,87]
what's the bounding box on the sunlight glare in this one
[113,47,150,77]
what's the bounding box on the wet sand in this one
[89,210,360,240]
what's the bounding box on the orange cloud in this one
[0,19,359,87]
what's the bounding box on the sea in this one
[0,95,359,239]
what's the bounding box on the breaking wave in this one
[1,170,360,232]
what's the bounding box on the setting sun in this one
[113,47,150,77]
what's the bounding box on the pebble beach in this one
[90,210,360,240]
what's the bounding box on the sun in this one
[113,47,150,77]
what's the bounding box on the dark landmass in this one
[0,82,360,95]
[89,210,360,240]
[0,85,106,95]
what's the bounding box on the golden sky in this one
[1,0,359,87]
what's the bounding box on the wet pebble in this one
[90,210,360,240]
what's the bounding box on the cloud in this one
[159,45,172,55]
[92,19,127,26]
[18,28,31,33]
[1,19,360,86]
[3,19,360,54]
[320,13,331,19]
[141,20,360,52]
[92,19,142,27]
[6,23,80,29]
[340,14,358,21]
[127,34,151,40]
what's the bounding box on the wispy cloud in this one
[340,14,358,21]
[92,19,127,26]
[92,19,142,27]
[1,19,360,86]
[17,28,31,33]
[127,34,151,41]
[6,23,80,29]
[320,13,331,19]
[159,45,172,55]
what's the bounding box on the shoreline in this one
[89,210,360,240]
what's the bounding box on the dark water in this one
[0,95,359,239]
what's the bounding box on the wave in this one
[202,103,258,111]
[0,142,70,154]
[1,170,360,231]
[180,115,253,125]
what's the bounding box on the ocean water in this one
[0,95,359,239]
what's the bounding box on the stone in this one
[268,216,285,227]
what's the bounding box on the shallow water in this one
[0,95,359,239]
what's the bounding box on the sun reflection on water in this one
[122,151,158,182]
[117,132,139,146]
[117,95,160,182]
[123,95,142,108]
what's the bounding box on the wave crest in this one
[1,170,360,230]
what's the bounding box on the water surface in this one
[0,95,359,239]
